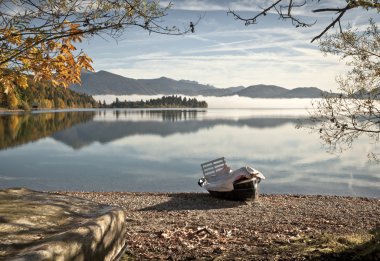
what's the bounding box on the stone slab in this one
[0,188,126,261]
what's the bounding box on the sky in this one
[77,0,379,91]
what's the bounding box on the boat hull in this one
[207,179,258,201]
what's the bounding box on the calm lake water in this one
[0,108,379,198]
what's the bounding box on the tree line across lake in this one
[0,78,207,110]
[0,78,98,110]
[104,95,208,108]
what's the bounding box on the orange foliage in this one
[0,22,94,92]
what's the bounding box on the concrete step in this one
[0,188,126,261]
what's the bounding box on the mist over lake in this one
[0,106,379,197]
[94,95,317,110]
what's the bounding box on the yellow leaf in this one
[16,75,28,89]
[51,79,60,86]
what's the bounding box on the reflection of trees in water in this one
[0,109,311,150]
[0,111,95,150]
[147,110,202,122]
[97,109,205,122]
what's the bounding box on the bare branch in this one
[229,0,378,43]
[227,0,282,26]
[311,7,348,42]
[307,21,380,160]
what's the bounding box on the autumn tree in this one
[0,0,193,96]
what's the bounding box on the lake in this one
[0,107,379,198]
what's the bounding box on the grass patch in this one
[282,228,380,260]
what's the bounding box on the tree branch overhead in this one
[228,0,379,42]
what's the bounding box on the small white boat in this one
[198,157,265,201]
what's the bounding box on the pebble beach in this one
[59,192,380,260]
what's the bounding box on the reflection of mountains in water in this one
[53,110,308,149]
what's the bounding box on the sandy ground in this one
[58,192,380,260]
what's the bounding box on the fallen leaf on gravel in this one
[58,192,380,261]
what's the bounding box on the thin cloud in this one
[104,47,345,89]
[81,0,372,91]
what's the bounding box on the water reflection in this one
[0,111,95,150]
[52,110,304,149]
[0,109,305,150]
[0,109,379,197]
[96,109,205,122]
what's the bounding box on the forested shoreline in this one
[0,78,99,110]
[0,79,208,111]
[105,95,208,108]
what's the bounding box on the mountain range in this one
[70,70,328,98]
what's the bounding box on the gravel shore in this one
[59,192,380,260]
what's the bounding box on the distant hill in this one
[71,70,218,96]
[236,85,327,98]
[281,87,327,98]
[70,70,328,98]
[235,85,288,98]
[199,86,245,96]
